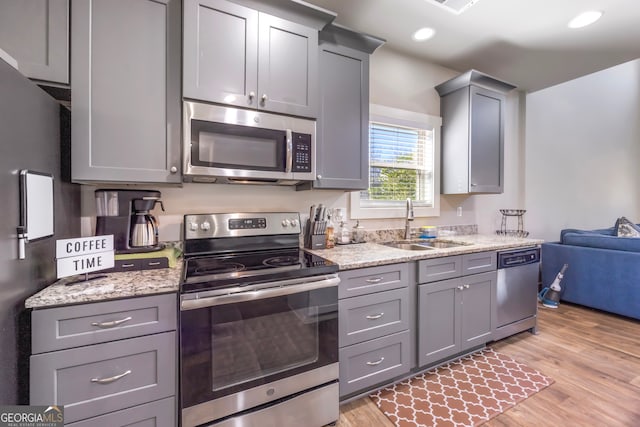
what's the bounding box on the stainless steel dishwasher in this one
[494,247,540,341]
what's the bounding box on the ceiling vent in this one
[425,0,483,15]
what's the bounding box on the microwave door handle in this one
[285,129,293,173]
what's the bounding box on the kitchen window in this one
[351,105,441,219]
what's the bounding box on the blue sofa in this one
[541,227,640,320]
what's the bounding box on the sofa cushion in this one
[562,232,640,252]
[615,216,640,237]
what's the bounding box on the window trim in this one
[350,104,442,220]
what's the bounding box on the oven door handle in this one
[180,275,340,311]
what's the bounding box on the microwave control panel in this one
[292,133,312,172]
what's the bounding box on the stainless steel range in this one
[179,212,340,427]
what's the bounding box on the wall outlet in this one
[457,206,463,217]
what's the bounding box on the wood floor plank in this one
[338,303,640,426]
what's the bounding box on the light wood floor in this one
[337,303,640,426]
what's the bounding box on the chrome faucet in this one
[404,198,414,240]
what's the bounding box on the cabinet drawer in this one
[339,263,409,299]
[339,330,410,398]
[66,396,175,427]
[418,256,462,283]
[32,293,177,354]
[462,251,496,275]
[30,331,176,424]
[339,288,409,347]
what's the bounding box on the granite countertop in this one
[308,234,544,270]
[25,264,182,309]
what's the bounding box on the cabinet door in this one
[257,13,318,118]
[183,0,258,108]
[71,0,181,183]
[469,86,504,193]
[0,0,69,84]
[66,396,175,427]
[314,43,369,189]
[460,271,496,350]
[418,278,461,367]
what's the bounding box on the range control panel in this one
[184,212,301,240]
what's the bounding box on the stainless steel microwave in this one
[183,101,316,185]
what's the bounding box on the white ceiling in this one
[307,0,640,92]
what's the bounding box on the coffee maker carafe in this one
[95,189,165,253]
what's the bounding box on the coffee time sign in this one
[56,235,115,278]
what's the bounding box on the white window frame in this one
[350,104,441,219]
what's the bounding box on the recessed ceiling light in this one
[413,27,436,41]
[568,10,603,29]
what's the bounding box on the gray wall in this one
[0,59,80,404]
[525,58,640,241]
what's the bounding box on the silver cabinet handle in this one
[365,277,383,284]
[261,94,268,104]
[366,357,385,366]
[457,285,464,290]
[147,261,161,266]
[285,129,293,173]
[316,174,322,180]
[90,370,131,384]
[249,91,255,102]
[91,316,132,328]
[464,284,470,289]
[366,312,384,320]
[121,263,135,268]
[170,166,178,174]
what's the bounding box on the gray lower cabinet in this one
[66,396,175,427]
[338,263,413,399]
[71,0,181,183]
[30,293,178,425]
[183,0,318,118]
[0,0,69,84]
[418,259,496,367]
[304,24,384,190]
[436,70,516,194]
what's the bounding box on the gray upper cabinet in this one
[71,0,181,183]
[184,0,319,118]
[0,0,69,84]
[436,70,516,194]
[307,24,384,190]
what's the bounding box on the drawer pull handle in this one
[365,277,383,284]
[121,263,135,268]
[366,357,385,366]
[457,285,464,290]
[147,261,161,266]
[366,312,384,320]
[464,284,470,289]
[90,370,131,384]
[91,316,132,328]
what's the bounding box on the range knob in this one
[189,222,198,231]
[290,219,298,227]
[281,219,290,227]
[200,221,211,231]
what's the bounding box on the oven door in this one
[180,274,339,426]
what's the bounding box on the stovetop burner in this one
[193,260,246,275]
[262,255,300,267]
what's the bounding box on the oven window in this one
[191,120,285,171]
[211,299,319,391]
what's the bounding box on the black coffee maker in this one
[95,189,165,253]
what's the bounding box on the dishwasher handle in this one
[498,248,540,269]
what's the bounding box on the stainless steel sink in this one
[382,239,469,251]
[382,242,434,251]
